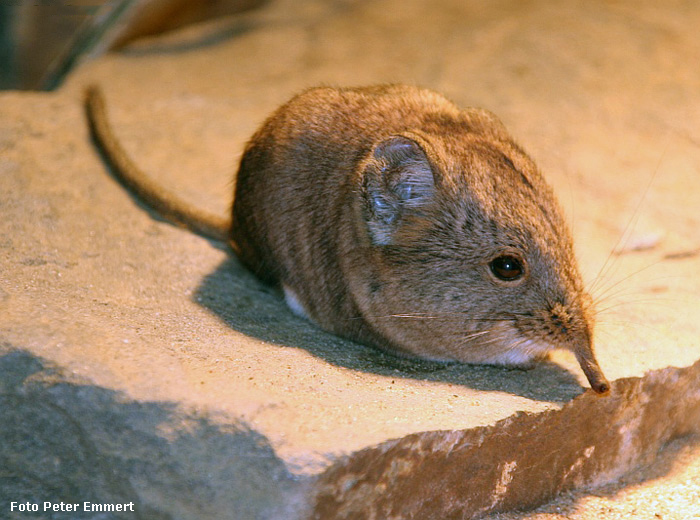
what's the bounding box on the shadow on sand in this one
[194,255,586,403]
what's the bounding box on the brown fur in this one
[86,84,609,393]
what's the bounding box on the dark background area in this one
[0,0,263,90]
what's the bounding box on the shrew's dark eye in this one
[489,255,525,281]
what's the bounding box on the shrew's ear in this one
[363,135,435,245]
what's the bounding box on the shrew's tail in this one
[84,85,230,242]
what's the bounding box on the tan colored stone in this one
[2,0,700,518]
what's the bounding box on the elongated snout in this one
[573,340,610,394]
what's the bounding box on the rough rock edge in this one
[0,347,312,520]
[2,343,698,520]
[311,358,700,519]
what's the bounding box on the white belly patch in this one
[283,284,308,319]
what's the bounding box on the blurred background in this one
[0,0,265,90]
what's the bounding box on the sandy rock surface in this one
[2,0,700,518]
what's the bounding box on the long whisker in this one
[595,320,665,344]
[591,274,686,313]
[462,330,493,340]
[346,312,526,322]
[590,258,666,305]
[595,297,679,316]
[500,336,526,352]
[587,145,668,297]
[463,334,506,348]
